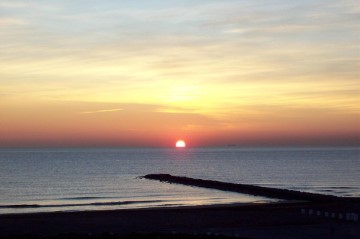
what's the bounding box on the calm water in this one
[0,147,359,214]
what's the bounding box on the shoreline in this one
[0,198,280,216]
[0,200,290,216]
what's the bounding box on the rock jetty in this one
[141,174,360,203]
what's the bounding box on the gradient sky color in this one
[0,0,359,147]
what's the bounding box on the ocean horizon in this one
[0,147,359,214]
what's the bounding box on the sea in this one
[0,147,359,214]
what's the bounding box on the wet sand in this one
[1,201,360,238]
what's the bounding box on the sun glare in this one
[176,140,186,148]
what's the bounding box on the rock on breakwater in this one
[141,174,360,203]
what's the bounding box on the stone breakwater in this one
[141,174,360,203]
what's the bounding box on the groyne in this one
[141,174,360,203]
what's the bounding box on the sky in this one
[0,0,359,147]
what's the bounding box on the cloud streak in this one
[79,108,123,114]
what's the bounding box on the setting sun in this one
[176,140,186,148]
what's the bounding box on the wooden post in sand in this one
[308,209,313,215]
[353,213,358,222]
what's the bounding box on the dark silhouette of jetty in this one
[142,174,360,203]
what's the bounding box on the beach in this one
[1,201,360,239]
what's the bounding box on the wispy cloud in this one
[0,1,29,8]
[0,17,26,26]
[0,1,359,146]
[79,108,123,114]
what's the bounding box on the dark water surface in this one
[0,147,358,214]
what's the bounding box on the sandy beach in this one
[1,200,359,239]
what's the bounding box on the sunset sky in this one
[1,0,359,147]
